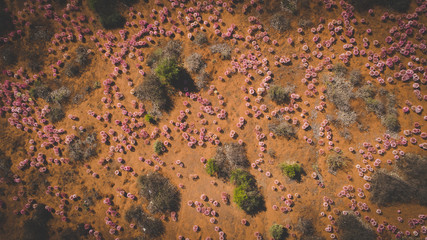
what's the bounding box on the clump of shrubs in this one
[270,13,290,32]
[22,204,52,240]
[269,121,297,139]
[268,85,293,104]
[29,82,51,101]
[138,172,180,214]
[125,206,164,238]
[68,132,98,162]
[184,53,206,74]
[153,140,164,155]
[357,85,400,132]
[231,169,264,214]
[395,153,427,205]
[269,224,288,240]
[49,86,71,104]
[0,150,12,180]
[336,213,376,240]
[326,153,349,174]
[280,162,302,180]
[210,43,232,60]
[212,143,249,179]
[88,0,125,29]
[370,170,412,206]
[349,70,362,86]
[134,73,171,112]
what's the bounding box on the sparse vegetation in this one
[280,162,302,180]
[125,206,164,238]
[336,213,376,240]
[269,224,288,240]
[138,172,180,214]
[269,121,297,139]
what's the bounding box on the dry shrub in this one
[63,46,91,78]
[396,153,427,205]
[214,143,249,179]
[269,121,297,139]
[138,172,180,214]
[184,53,206,73]
[337,213,376,240]
[268,85,293,104]
[210,43,232,60]
[270,13,290,32]
[295,218,325,240]
[349,70,362,86]
[195,70,211,90]
[194,32,208,46]
[68,132,98,162]
[326,153,349,174]
[47,104,65,123]
[125,206,164,238]
[49,86,71,104]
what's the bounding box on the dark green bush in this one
[155,59,181,85]
[144,113,155,124]
[138,172,180,214]
[280,162,302,180]
[231,170,264,214]
[269,224,288,240]
[88,0,125,29]
[206,158,219,176]
[153,140,164,155]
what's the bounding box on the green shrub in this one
[270,224,288,240]
[280,163,302,180]
[230,169,256,187]
[206,159,219,176]
[231,169,264,214]
[155,59,181,85]
[153,140,164,155]
[144,113,155,124]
